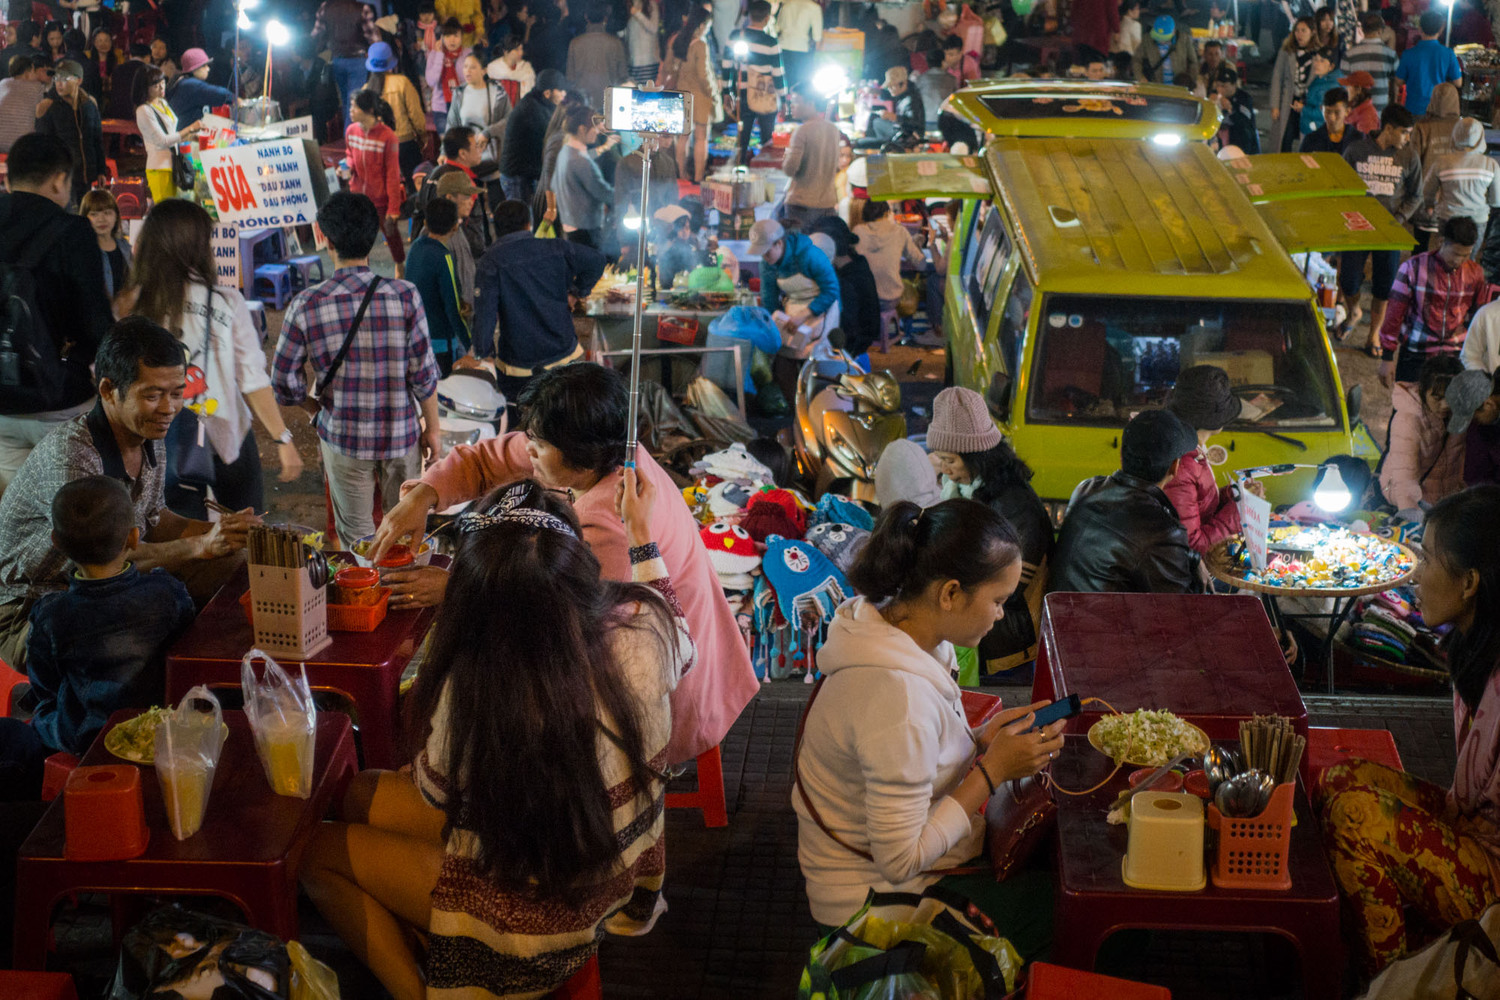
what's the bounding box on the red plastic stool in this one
[0,971,81,999]
[1027,962,1170,998]
[0,653,27,714]
[1307,727,1403,782]
[666,744,728,828]
[547,954,601,999]
[40,753,79,802]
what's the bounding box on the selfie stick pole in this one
[623,138,653,471]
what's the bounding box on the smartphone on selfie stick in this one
[605,87,693,136]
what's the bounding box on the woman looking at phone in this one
[793,498,1066,949]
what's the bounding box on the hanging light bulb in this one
[733,39,749,58]
[237,10,252,30]
[265,19,291,47]
[813,63,848,97]
[623,210,642,231]
[1313,464,1351,512]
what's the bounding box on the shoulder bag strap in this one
[314,275,381,400]
[791,676,877,862]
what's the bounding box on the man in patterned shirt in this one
[273,192,442,545]
[0,320,253,668]
[1379,216,1490,386]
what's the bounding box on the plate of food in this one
[1088,709,1210,768]
[104,708,228,765]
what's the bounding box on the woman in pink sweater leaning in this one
[344,90,407,277]
[1318,486,1500,974]
[1379,356,1467,520]
[1161,365,1266,554]
[370,363,759,766]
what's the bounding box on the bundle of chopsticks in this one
[248,525,309,569]
[1240,715,1306,786]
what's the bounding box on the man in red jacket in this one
[1070,0,1120,66]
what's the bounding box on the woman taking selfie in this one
[793,498,1066,950]
[1318,485,1500,974]
[301,475,693,1000]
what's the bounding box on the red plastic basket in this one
[657,316,699,345]
[240,587,390,633]
[1206,781,1294,890]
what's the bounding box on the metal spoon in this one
[1204,746,1243,795]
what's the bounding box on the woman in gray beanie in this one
[925,387,1053,675]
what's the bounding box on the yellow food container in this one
[1122,791,1206,892]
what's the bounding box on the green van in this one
[866,139,1410,506]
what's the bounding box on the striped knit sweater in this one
[415,543,695,999]
[719,26,785,100]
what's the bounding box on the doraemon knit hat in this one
[1151,15,1175,42]
[806,522,871,576]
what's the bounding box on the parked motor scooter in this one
[792,343,906,503]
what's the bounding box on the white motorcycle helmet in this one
[436,370,507,424]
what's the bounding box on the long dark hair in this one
[672,5,709,60]
[405,481,672,901]
[849,498,1020,603]
[129,199,216,334]
[959,439,1034,507]
[1425,486,1500,712]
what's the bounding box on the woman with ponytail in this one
[1319,485,1500,974]
[793,497,1066,949]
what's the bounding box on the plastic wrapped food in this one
[154,686,226,839]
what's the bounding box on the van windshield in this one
[1025,295,1341,431]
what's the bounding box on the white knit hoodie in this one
[793,596,985,926]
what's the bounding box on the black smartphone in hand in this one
[1025,694,1082,733]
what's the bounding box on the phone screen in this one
[606,87,690,135]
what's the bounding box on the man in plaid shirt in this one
[273,192,442,544]
[1379,216,1491,387]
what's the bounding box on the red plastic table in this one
[165,559,442,769]
[12,710,358,970]
[1032,592,1309,746]
[1048,735,1343,999]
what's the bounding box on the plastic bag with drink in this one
[241,648,317,799]
[154,686,227,840]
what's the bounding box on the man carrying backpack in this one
[721,1,785,166]
[0,134,113,497]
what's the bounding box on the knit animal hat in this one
[742,489,808,541]
[810,492,875,532]
[927,387,1002,454]
[761,534,850,625]
[706,480,756,519]
[805,522,871,576]
[701,521,762,590]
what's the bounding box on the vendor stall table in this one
[165,558,443,769]
[1031,592,1309,749]
[12,710,358,970]
[1203,537,1417,694]
[1049,735,1342,999]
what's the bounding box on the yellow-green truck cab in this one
[866,140,1407,506]
[941,79,1223,144]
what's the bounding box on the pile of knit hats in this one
[1347,587,1447,671]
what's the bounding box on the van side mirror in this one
[987,371,1012,418]
[1346,383,1362,425]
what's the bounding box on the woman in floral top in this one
[301,473,694,999]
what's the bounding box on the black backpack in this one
[0,224,73,415]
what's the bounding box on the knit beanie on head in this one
[927,387,1002,454]
[876,438,943,508]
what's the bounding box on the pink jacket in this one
[1380,382,1466,511]
[411,431,758,763]
[1161,446,1240,555]
[1452,669,1500,885]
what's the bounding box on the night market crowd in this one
[1,0,1500,994]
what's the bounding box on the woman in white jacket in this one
[793,498,1065,947]
[134,66,201,204]
[120,200,304,518]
